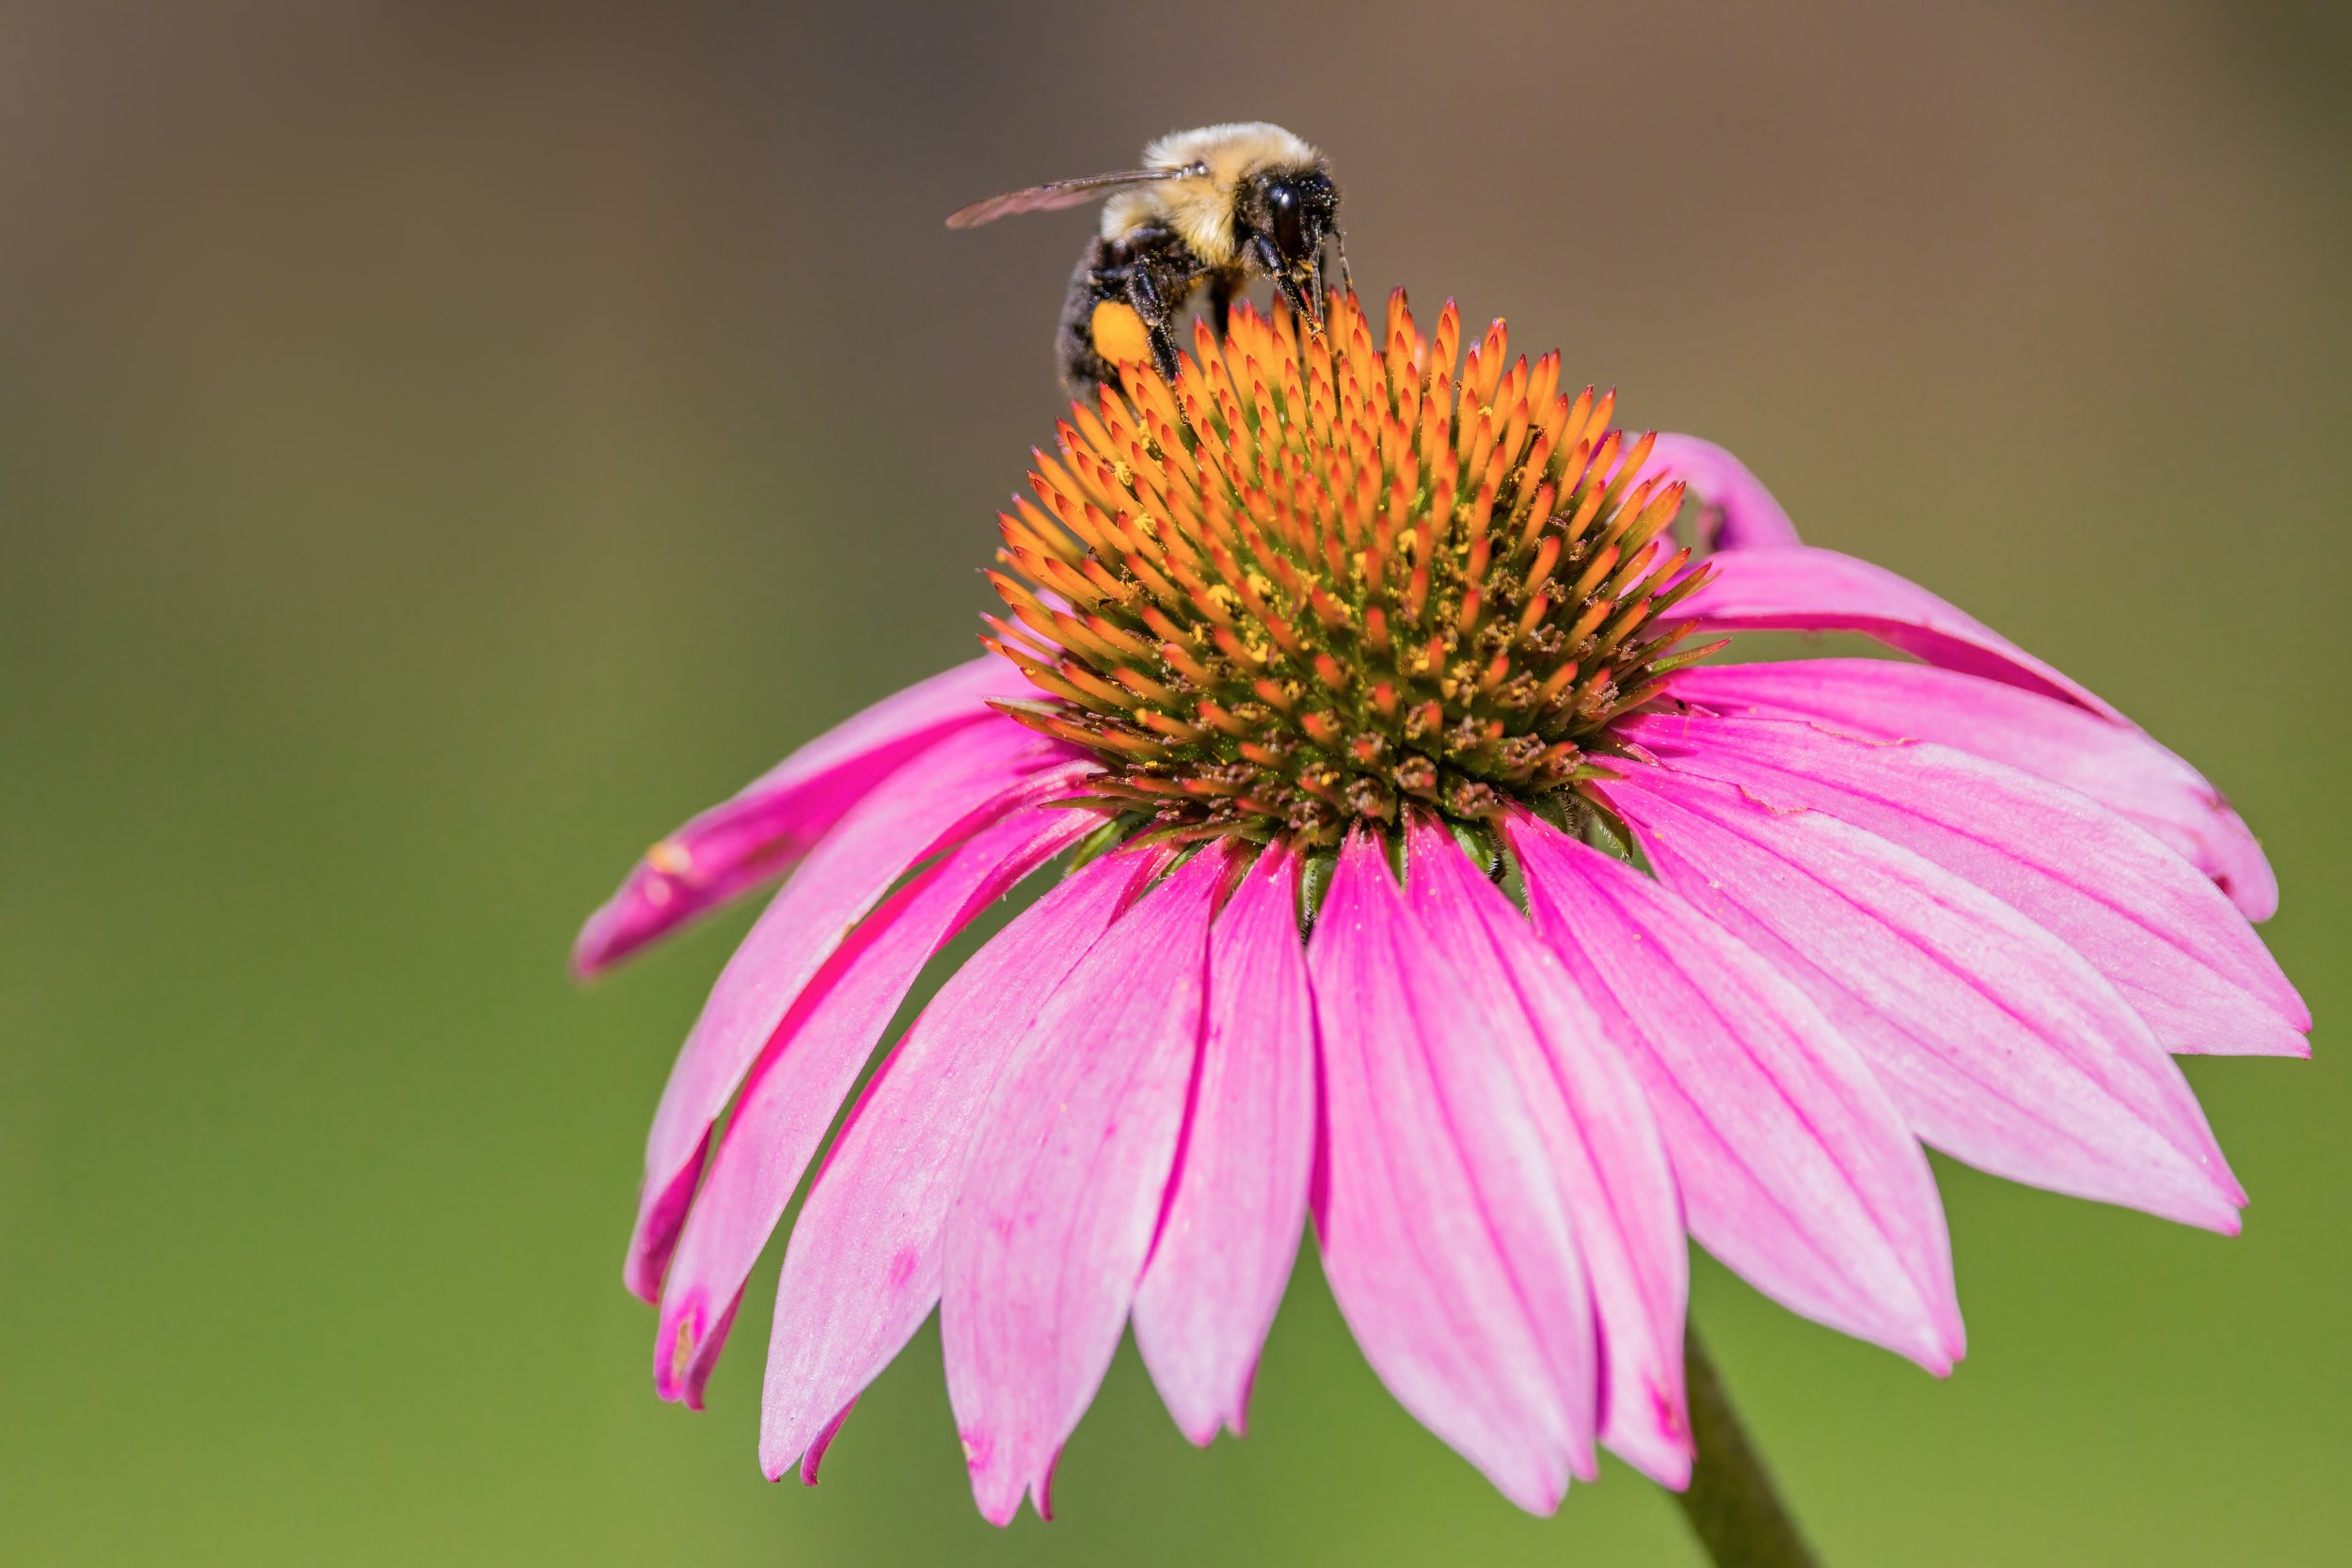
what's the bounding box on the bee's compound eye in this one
[1265,182,1306,261]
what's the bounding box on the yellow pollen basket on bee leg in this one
[1089,300,1153,370]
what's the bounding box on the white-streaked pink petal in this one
[1626,712,2309,1057]
[1648,434,1801,552]
[1680,547,2122,720]
[1506,812,1963,1371]
[652,791,1094,1406]
[624,719,1074,1303]
[1402,818,1692,1488]
[758,846,1168,1482]
[573,656,1036,975]
[1608,771,2242,1230]
[942,844,1229,1527]
[1672,659,2277,920]
[1132,845,1315,1447]
[1309,830,1594,1514]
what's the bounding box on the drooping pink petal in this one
[1400,818,1692,1488]
[574,656,1036,975]
[1131,845,1315,1448]
[624,719,1077,1302]
[1606,770,2243,1230]
[652,789,1095,1407]
[758,846,1168,1483]
[942,844,1230,1526]
[1505,811,1963,1372]
[1648,434,1801,552]
[1678,546,2123,721]
[1672,659,2277,919]
[1309,829,1595,1515]
[1625,712,2309,1057]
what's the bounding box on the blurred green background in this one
[4,3,2345,1563]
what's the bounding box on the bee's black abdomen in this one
[1057,235,1124,398]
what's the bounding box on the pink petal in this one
[651,790,1095,1407]
[1132,845,1316,1447]
[1607,770,2243,1230]
[1648,433,1801,551]
[757,846,1168,1482]
[1672,659,2277,920]
[1505,812,1963,1372]
[1679,546,2123,721]
[1308,830,1595,1515]
[573,656,1035,975]
[1401,818,1692,1488]
[1626,713,2309,1057]
[623,719,1074,1303]
[941,844,1230,1526]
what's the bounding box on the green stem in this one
[1672,1327,1822,1568]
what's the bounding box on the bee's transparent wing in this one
[945,166,1199,229]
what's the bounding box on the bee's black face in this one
[1245,169,1341,325]
[1252,171,1337,272]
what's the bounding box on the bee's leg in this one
[1073,227,1202,389]
[1130,227,1216,381]
[1122,262,1184,384]
[1205,271,1237,341]
[1331,226,1355,298]
[1253,233,1315,330]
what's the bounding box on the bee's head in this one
[1242,166,1341,328]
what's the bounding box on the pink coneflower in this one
[577,293,2305,1533]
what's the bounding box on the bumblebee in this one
[947,122,1348,397]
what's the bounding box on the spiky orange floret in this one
[985,290,1724,850]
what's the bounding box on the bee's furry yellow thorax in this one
[1100,121,1323,268]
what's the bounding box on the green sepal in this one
[1297,848,1339,933]
[1066,811,1149,874]
[1448,818,1502,879]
